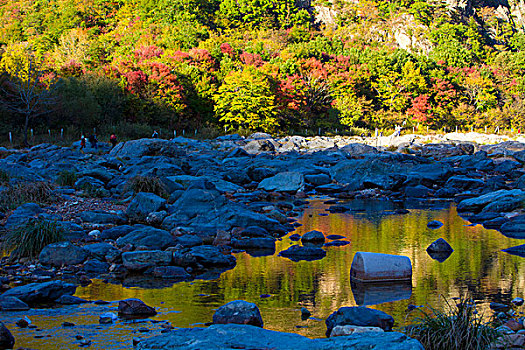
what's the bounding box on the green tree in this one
[213,67,279,131]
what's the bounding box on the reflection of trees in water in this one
[74,200,525,338]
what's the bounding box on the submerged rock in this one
[118,298,157,317]
[279,245,326,262]
[213,300,264,328]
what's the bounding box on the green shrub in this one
[403,296,502,350]
[0,181,57,211]
[56,170,77,187]
[1,218,64,259]
[126,175,168,198]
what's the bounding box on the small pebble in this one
[138,327,149,333]
[76,335,84,340]
[62,322,75,327]
[79,339,91,347]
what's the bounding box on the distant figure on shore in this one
[80,135,86,151]
[88,134,98,149]
[152,130,159,138]
[110,133,118,148]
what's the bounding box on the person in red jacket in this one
[110,134,118,148]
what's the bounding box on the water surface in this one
[5,199,525,349]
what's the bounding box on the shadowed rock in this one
[213,300,263,327]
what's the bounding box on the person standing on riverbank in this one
[110,133,117,148]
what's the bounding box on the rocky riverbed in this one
[1,131,525,348]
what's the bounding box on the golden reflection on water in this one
[7,199,525,348]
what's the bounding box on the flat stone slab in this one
[136,324,424,350]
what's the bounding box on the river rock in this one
[330,325,384,337]
[444,175,485,191]
[279,245,326,262]
[2,280,76,305]
[4,203,44,230]
[426,238,453,253]
[301,230,325,244]
[490,302,511,312]
[80,210,126,225]
[99,225,136,240]
[151,266,191,280]
[110,139,185,158]
[325,306,395,336]
[39,242,89,267]
[83,243,121,262]
[500,216,525,239]
[0,322,15,349]
[258,172,304,192]
[135,324,424,350]
[0,296,30,311]
[427,220,443,229]
[126,192,167,222]
[82,259,110,274]
[213,300,264,327]
[118,298,157,316]
[186,245,236,267]
[330,154,419,191]
[122,251,172,271]
[55,295,88,305]
[117,227,175,250]
[340,143,379,157]
[457,189,525,213]
[244,139,277,154]
[512,297,524,306]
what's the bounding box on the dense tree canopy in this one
[1,0,525,138]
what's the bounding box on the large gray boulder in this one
[0,296,30,311]
[2,280,76,305]
[116,227,175,250]
[126,192,167,222]
[500,215,525,239]
[109,138,185,158]
[457,189,525,213]
[39,242,89,267]
[122,250,172,271]
[213,300,264,327]
[325,306,395,337]
[258,172,304,192]
[444,176,484,191]
[330,154,422,191]
[135,324,424,350]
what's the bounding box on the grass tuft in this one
[1,218,64,259]
[0,181,57,211]
[403,296,502,350]
[126,175,168,198]
[56,170,77,187]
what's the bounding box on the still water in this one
[4,199,525,349]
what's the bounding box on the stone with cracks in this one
[213,300,264,327]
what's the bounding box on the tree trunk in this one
[23,114,30,147]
